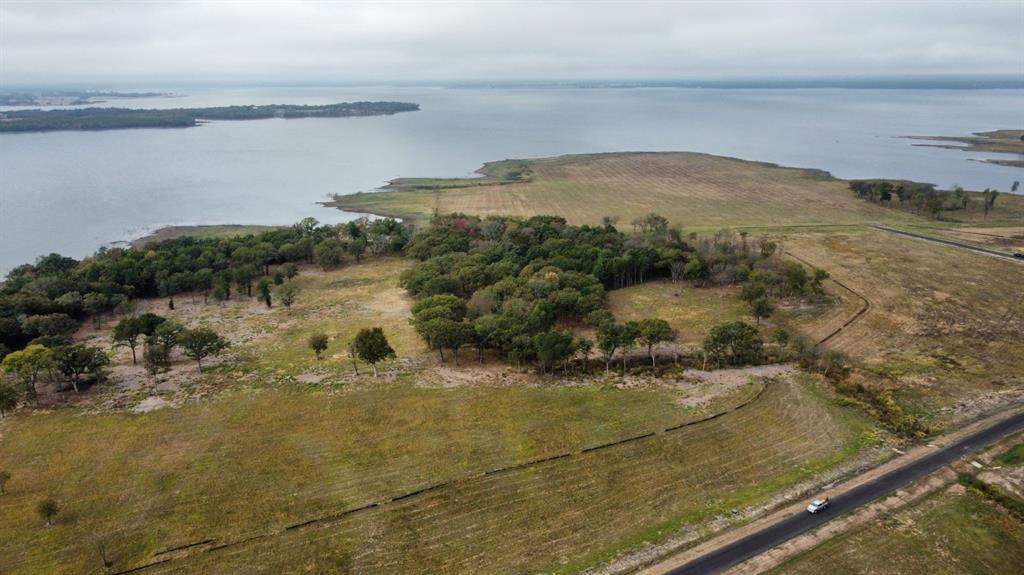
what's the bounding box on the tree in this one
[309,332,329,360]
[112,317,145,364]
[278,282,297,308]
[702,322,763,367]
[53,344,109,392]
[750,298,774,325]
[353,327,395,377]
[37,498,59,526]
[575,337,593,371]
[597,322,624,372]
[151,320,183,350]
[0,384,19,417]
[636,318,674,367]
[179,328,229,372]
[1,344,53,401]
[82,293,108,327]
[0,470,9,495]
[143,339,170,374]
[314,238,345,269]
[257,278,272,308]
[533,329,575,374]
[22,313,77,339]
[771,327,790,361]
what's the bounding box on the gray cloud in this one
[1,1,1021,85]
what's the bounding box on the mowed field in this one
[785,230,1024,420]
[134,376,863,574]
[333,153,928,230]
[770,489,1024,575]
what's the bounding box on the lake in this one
[1,85,1021,274]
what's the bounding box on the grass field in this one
[130,225,284,248]
[0,373,869,574]
[125,375,866,574]
[771,489,1024,575]
[332,152,930,230]
[331,152,1024,230]
[785,229,1024,423]
[607,280,752,345]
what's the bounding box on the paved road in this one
[873,225,1023,261]
[665,410,1024,575]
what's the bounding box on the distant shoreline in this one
[129,224,283,248]
[0,100,420,133]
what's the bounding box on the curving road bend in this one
[665,410,1024,575]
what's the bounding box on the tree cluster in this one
[0,217,409,361]
[849,179,1003,219]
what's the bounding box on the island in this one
[0,101,420,133]
[904,129,1024,168]
[0,90,174,107]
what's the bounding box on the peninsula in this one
[0,101,420,133]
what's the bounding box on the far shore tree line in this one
[848,179,1018,219]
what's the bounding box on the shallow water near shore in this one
[1,85,1021,274]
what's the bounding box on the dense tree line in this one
[401,214,823,372]
[0,217,409,359]
[849,179,1006,219]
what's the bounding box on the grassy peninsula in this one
[0,101,420,133]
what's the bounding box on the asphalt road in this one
[666,410,1024,575]
[873,225,1023,261]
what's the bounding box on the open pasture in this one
[332,152,924,230]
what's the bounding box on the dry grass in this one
[126,375,862,575]
[770,490,1024,575]
[785,229,1024,422]
[332,152,924,230]
[607,280,752,345]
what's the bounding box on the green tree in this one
[179,328,229,372]
[314,238,345,269]
[143,340,170,375]
[750,298,774,326]
[0,470,9,495]
[112,316,145,364]
[37,498,59,526]
[771,327,790,361]
[257,278,272,308]
[353,327,395,377]
[533,329,575,374]
[702,322,763,367]
[309,332,329,360]
[278,282,297,308]
[0,384,19,417]
[575,337,593,371]
[53,344,109,392]
[597,322,625,372]
[82,293,108,327]
[636,318,674,367]
[152,320,184,350]
[1,344,53,401]
[22,313,77,339]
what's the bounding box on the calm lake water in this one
[1,85,1022,274]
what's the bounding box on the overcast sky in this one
[1,1,1021,86]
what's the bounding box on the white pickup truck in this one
[806,498,831,514]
